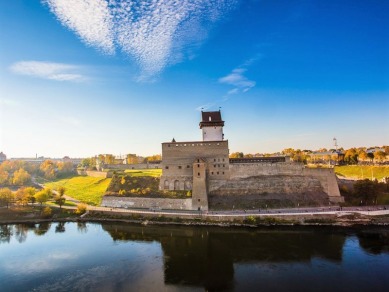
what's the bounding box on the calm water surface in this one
[0,222,388,291]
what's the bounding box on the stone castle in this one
[102,110,343,210]
[159,111,343,210]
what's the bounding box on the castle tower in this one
[200,110,224,141]
[192,158,208,211]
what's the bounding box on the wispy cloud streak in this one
[218,55,261,95]
[10,61,87,82]
[43,0,237,79]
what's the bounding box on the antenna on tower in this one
[333,137,338,151]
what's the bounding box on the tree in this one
[229,152,244,158]
[15,188,29,206]
[105,154,116,164]
[34,189,51,207]
[126,154,138,164]
[40,160,56,180]
[0,169,9,185]
[374,151,386,163]
[24,187,36,204]
[144,154,162,162]
[367,152,374,162]
[358,150,368,162]
[55,186,66,209]
[344,148,358,164]
[57,161,74,175]
[354,179,378,205]
[12,168,31,185]
[0,188,14,208]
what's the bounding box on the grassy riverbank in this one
[44,176,111,206]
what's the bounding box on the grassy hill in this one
[335,165,389,180]
[106,171,189,199]
[44,176,112,206]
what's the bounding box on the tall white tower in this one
[199,110,225,141]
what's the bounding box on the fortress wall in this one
[162,141,229,166]
[303,168,343,202]
[229,162,304,178]
[208,175,324,195]
[101,196,192,210]
[104,163,161,170]
[159,175,193,191]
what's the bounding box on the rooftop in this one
[199,111,224,128]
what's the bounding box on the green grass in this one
[46,200,78,207]
[44,176,111,206]
[335,165,389,180]
[123,169,162,177]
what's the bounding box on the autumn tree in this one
[105,154,116,164]
[40,160,56,180]
[0,169,9,185]
[374,151,386,163]
[344,148,358,164]
[0,188,14,208]
[12,168,31,185]
[229,152,244,158]
[358,150,368,162]
[126,154,139,164]
[34,188,52,207]
[15,188,29,206]
[54,186,66,209]
[57,161,74,175]
[24,187,36,204]
[144,154,162,162]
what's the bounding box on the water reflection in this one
[1,223,389,291]
[357,231,389,255]
[102,224,348,290]
[34,222,51,236]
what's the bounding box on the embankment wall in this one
[101,196,192,210]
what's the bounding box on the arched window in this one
[174,180,180,190]
[164,180,169,190]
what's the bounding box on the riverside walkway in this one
[84,204,389,218]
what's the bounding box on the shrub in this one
[244,216,256,225]
[42,206,53,218]
[75,203,87,215]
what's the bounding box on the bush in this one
[75,203,87,215]
[42,206,53,218]
[244,216,256,224]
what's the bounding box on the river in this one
[0,222,388,291]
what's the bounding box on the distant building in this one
[0,152,6,162]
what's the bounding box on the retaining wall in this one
[101,196,192,210]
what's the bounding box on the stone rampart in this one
[87,171,113,178]
[101,196,192,210]
[229,162,304,178]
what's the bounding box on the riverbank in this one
[1,206,389,228]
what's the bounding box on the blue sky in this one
[0,0,388,158]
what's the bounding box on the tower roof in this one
[199,111,224,128]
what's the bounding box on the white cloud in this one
[219,68,256,94]
[9,61,87,82]
[43,0,237,79]
[44,0,114,54]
